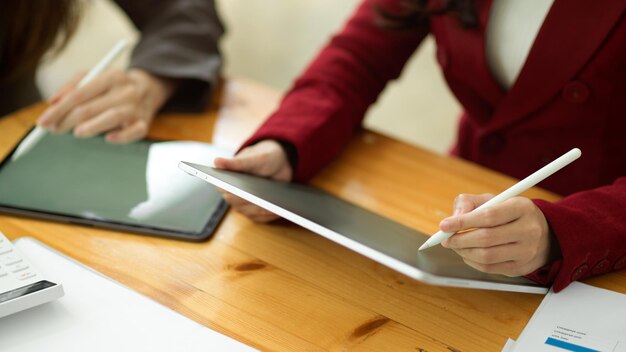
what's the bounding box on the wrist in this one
[546,226,562,263]
[248,139,294,181]
[273,140,299,172]
[129,69,178,114]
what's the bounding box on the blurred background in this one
[37,0,460,154]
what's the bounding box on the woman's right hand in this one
[214,140,293,222]
[39,69,177,143]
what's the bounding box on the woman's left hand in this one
[38,68,176,143]
[439,193,555,277]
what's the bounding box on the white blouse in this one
[486,0,555,89]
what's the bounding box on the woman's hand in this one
[38,68,176,143]
[439,193,555,277]
[214,140,293,222]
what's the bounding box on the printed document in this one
[512,281,626,352]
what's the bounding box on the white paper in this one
[501,338,516,352]
[513,281,626,352]
[0,238,256,352]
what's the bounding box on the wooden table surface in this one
[1,78,624,351]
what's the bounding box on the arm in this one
[114,0,224,111]
[218,0,427,221]
[241,0,427,181]
[528,177,626,292]
[439,178,626,292]
[38,0,224,142]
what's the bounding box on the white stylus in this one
[11,38,129,162]
[418,148,582,251]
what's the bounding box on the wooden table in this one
[1,78,624,351]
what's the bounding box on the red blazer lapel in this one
[487,0,626,132]
[433,0,504,124]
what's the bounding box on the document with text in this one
[512,281,626,352]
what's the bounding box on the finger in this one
[443,221,524,249]
[73,107,131,138]
[451,241,524,265]
[39,70,125,129]
[214,153,264,174]
[105,119,149,143]
[453,193,494,216]
[215,141,286,177]
[234,202,277,220]
[214,157,239,171]
[248,212,280,223]
[58,90,124,134]
[223,194,279,222]
[48,71,87,104]
[440,198,524,233]
[461,257,523,277]
[222,193,251,207]
[235,203,275,217]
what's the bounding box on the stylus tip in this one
[418,242,429,251]
[11,144,31,162]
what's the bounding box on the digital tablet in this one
[179,161,549,294]
[0,130,231,241]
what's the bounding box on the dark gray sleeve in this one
[114,0,224,111]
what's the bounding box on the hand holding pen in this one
[13,38,179,161]
[420,148,581,277]
[12,39,130,161]
[38,38,176,143]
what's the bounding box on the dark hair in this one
[376,0,478,30]
[0,0,81,82]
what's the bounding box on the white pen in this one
[418,148,582,251]
[11,38,129,162]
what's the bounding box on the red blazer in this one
[244,0,626,292]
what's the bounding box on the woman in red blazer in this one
[216,0,626,292]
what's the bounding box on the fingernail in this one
[213,158,225,168]
[453,207,461,216]
[38,114,50,126]
[74,128,86,138]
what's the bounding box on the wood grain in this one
[1,77,624,351]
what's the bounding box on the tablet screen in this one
[0,131,231,240]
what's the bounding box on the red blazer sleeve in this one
[241,0,427,182]
[527,177,626,292]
